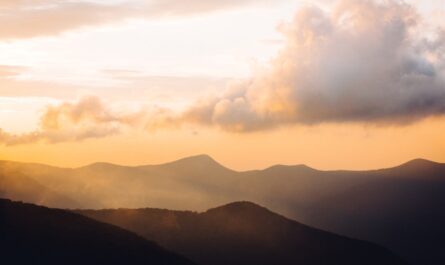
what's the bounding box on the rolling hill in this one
[0,198,196,265]
[1,155,444,264]
[78,201,407,265]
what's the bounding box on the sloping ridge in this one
[392,158,444,173]
[0,199,196,265]
[0,172,81,209]
[0,156,443,265]
[143,154,234,172]
[78,201,407,265]
[78,162,130,171]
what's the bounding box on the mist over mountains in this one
[1,155,444,264]
[1,198,408,265]
[0,199,196,265]
[78,201,406,265]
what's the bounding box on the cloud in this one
[160,0,445,132]
[0,0,273,40]
[0,96,148,145]
[0,127,119,146]
[0,65,27,78]
[3,0,445,143]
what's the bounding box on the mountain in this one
[0,155,242,209]
[0,169,80,208]
[1,156,444,264]
[0,198,196,265]
[77,201,407,265]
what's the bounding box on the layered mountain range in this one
[1,198,406,265]
[1,156,444,264]
[0,199,196,265]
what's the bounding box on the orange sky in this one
[1,0,445,170]
[1,117,444,171]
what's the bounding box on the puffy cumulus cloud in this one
[0,0,273,40]
[39,96,145,130]
[0,96,149,145]
[164,0,445,132]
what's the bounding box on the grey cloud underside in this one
[165,0,445,131]
[1,0,445,144]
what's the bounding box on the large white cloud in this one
[2,0,445,145]
[169,0,445,131]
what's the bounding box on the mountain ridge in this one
[1,156,443,173]
[0,198,196,265]
[1,155,444,264]
[78,200,408,265]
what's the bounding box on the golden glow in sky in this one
[1,0,444,170]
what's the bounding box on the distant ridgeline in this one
[1,156,444,264]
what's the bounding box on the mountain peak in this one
[262,163,318,174]
[402,158,438,166]
[212,201,263,209]
[205,201,271,216]
[79,162,125,171]
[162,154,233,172]
[181,154,216,163]
[396,158,442,171]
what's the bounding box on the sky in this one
[0,0,444,170]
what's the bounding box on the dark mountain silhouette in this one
[143,154,233,173]
[1,156,444,264]
[78,201,407,265]
[0,198,196,265]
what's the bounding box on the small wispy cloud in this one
[0,65,27,78]
[0,96,149,145]
[0,0,273,40]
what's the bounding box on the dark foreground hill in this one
[78,201,407,265]
[0,199,195,265]
[1,156,444,264]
